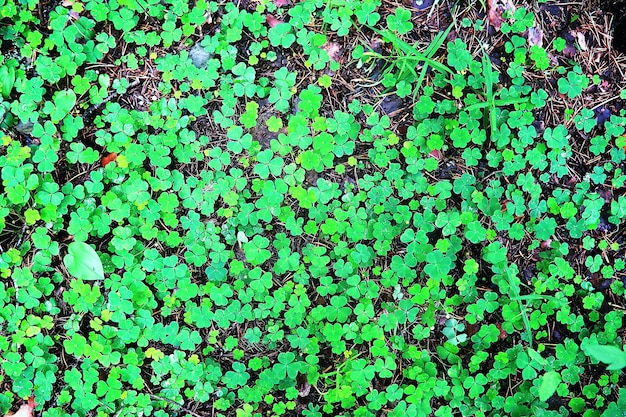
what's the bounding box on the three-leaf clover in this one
[386,8,413,35]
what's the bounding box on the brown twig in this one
[81,79,141,122]
[148,394,204,417]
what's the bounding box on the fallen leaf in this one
[298,382,311,397]
[596,107,611,124]
[101,152,118,167]
[380,94,404,115]
[265,14,283,28]
[573,31,588,51]
[322,41,341,62]
[4,396,36,417]
[527,26,543,48]
[190,43,212,68]
[600,79,611,91]
[540,239,552,249]
[296,373,311,397]
[562,42,577,58]
[487,0,515,31]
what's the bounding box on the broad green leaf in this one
[0,65,16,99]
[51,90,76,122]
[539,371,561,401]
[582,338,626,370]
[63,241,105,281]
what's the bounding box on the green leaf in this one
[268,22,295,48]
[51,90,77,123]
[63,241,105,281]
[539,371,561,401]
[386,7,413,35]
[0,64,16,99]
[582,338,626,370]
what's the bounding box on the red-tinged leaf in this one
[101,152,117,167]
[540,239,552,249]
[429,149,442,161]
[487,0,515,31]
[4,396,36,417]
[495,323,507,340]
[465,322,479,338]
[266,14,282,28]
[274,0,289,6]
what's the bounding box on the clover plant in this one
[1,1,625,417]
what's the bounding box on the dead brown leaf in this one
[296,374,311,397]
[487,0,515,31]
[573,31,588,51]
[3,396,36,417]
[322,42,341,62]
[527,26,543,48]
[562,42,577,58]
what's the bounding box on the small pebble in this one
[595,107,611,125]
[190,43,212,68]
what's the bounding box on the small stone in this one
[190,44,212,68]
[413,0,435,10]
[596,107,611,125]
[15,121,34,135]
[380,94,404,116]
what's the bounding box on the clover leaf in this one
[386,7,413,35]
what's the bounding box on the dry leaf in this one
[562,42,577,58]
[573,31,588,51]
[296,374,311,397]
[101,152,118,167]
[487,0,515,31]
[4,396,36,417]
[412,0,435,10]
[527,26,543,48]
[322,42,341,62]
[298,381,311,397]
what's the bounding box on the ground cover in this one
[2,0,626,416]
